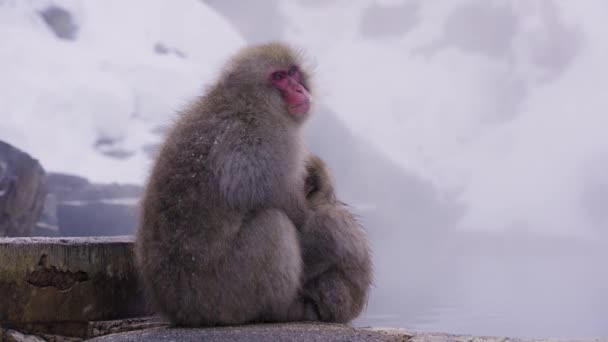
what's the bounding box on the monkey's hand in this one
[304,155,336,206]
[304,155,324,197]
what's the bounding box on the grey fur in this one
[135,42,371,327]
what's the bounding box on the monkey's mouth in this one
[285,87,312,116]
[288,98,311,116]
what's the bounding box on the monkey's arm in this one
[304,154,336,206]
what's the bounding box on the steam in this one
[280,0,608,237]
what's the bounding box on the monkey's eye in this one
[288,66,298,76]
[272,71,285,81]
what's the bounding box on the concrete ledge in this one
[88,322,411,342]
[0,236,148,323]
[4,320,608,342]
[86,323,608,342]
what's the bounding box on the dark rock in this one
[93,137,136,160]
[39,5,78,40]
[0,141,47,237]
[154,43,169,55]
[153,43,186,58]
[97,148,135,160]
[3,317,167,340]
[2,329,47,342]
[85,317,167,339]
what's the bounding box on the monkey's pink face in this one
[269,66,311,117]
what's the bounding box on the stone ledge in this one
[4,320,608,342]
[88,322,410,342]
[0,236,148,323]
[1,317,168,340]
[86,323,608,342]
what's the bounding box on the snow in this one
[0,0,244,184]
[279,0,608,237]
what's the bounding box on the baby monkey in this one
[299,155,372,323]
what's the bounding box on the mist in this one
[1,0,608,338]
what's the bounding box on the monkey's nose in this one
[289,79,305,93]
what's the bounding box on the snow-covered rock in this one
[0,0,244,184]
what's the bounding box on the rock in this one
[85,317,168,339]
[2,329,46,342]
[0,236,149,324]
[0,327,83,342]
[0,141,47,237]
[39,173,142,236]
[88,322,412,342]
[2,317,167,341]
[39,5,78,40]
